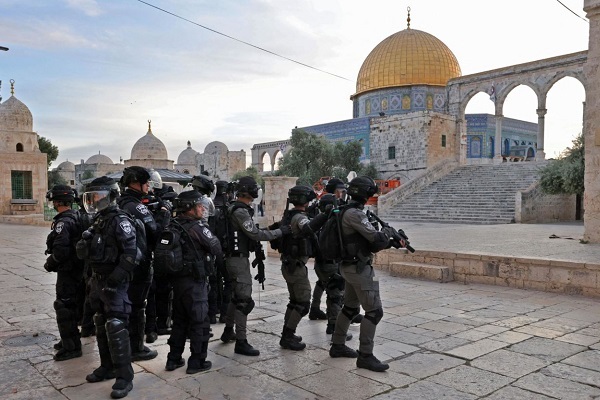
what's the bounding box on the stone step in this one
[389,261,454,283]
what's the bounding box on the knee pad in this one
[327,274,345,291]
[316,280,326,290]
[341,306,360,321]
[93,313,106,328]
[364,308,384,325]
[329,295,344,307]
[53,299,66,311]
[294,302,311,317]
[236,298,255,315]
[106,318,127,335]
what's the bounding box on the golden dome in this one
[353,28,461,98]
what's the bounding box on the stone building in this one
[124,120,174,170]
[174,140,246,182]
[73,153,122,190]
[0,80,47,218]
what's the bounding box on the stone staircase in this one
[383,162,548,224]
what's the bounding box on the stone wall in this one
[374,248,600,297]
[516,182,577,223]
[0,152,47,215]
[262,176,297,256]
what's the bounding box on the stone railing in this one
[515,181,577,223]
[377,159,459,216]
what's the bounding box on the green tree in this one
[277,129,373,185]
[539,132,584,195]
[47,170,67,188]
[231,166,263,186]
[38,136,59,168]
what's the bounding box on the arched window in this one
[16,143,24,152]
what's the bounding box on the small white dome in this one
[0,95,33,132]
[130,122,168,160]
[177,140,198,164]
[57,160,76,172]
[86,153,114,165]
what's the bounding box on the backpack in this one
[153,220,204,276]
[317,207,349,261]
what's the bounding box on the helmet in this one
[121,166,150,187]
[347,176,378,202]
[215,180,229,195]
[288,185,316,205]
[236,176,259,198]
[82,176,120,214]
[147,169,163,190]
[190,175,215,196]
[174,190,215,216]
[325,178,346,194]
[318,193,336,213]
[46,185,76,207]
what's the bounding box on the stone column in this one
[456,118,467,164]
[536,108,547,160]
[494,114,503,164]
[263,176,297,256]
[584,0,600,243]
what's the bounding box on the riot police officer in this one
[165,190,223,374]
[212,180,232,323]
[278,185,328,350]
[118,166,170,361]
[328,176,398,372]
[45,185,85,361]
[79,177,137,398]
[219,176,291,356]
[309,178,348,320]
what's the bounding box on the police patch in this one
[243,220,254,232]
[120,220,133,234]
[361,217,373,230]
[136,203,149,215]
[55,221,64,234]
[202,227,213,239]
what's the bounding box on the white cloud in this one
[65,0,102,17]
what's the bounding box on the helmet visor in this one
[148,170,163,190]
[198,195,215,217]
[82,190,111,214]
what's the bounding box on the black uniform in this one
[118,188,170,359]
[84,205,139,388]
[167,215,223,371]
[45,209,84,360]
[208,193,232,323]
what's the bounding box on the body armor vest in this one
[226,201,254,257]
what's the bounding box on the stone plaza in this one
[1,221,600,399]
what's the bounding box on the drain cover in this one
[3,333,56,347]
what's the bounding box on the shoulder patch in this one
[54,221,64,234]
[242,219,254,232]
[136,203,149,215]
[119,220,133,234]
[361,217,371,227]
[202,227,213,239]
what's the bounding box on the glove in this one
[382,226,396,239]
[268,222,280,230]
[279,225,292,235]
[106,267,129,290]
[44,255,57,272]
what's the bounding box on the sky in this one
[0,0,591,170]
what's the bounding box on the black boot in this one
[357,352,389,372]
[54,337,82,361]
[145,332,158,344]
[309,308,327,320]
[234,339,260,356]
[329,344,358,358]
[53,340,63,350]
[326,323,335,334]
[220,326,236,343]
[186,355,212,374]
[110,378,133,399]
[280,327,306,351]
[86,366,116,383]
[81,325,95,337]
[165,357,185,371]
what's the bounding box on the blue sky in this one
[0,0,590,168]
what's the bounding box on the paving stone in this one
[388,352,464,379]
[492,315,540,329]
[3,386,68,400]
[489,330,532,344]
[417,320,470,335]
[445,338,508,360]
[562,349,600,372]
[556,332,600,346]
[251,352,329,381]
[420,336,471,352]
[379,329,432,345]
[385,315,430,327]
[542,362,600,388]
[370,381,477,400]
[373,338,419,359]
[291,366,391,400]
[352,367,417,389]
[484,385,555,400]
[452,329,493,341]
[514,372,600,400]
[402,326,449,339]
[410,311,448,321]
[529,317,591,334]
[0,360,50,396]
[509,337,586,362]
[470,349,550,378]
[427,365,514,396]
[473,324,509,334]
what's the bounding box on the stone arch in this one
[251,139,291,173]
[15,143,23,152]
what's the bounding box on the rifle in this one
[366,210,415,253]
[252,224,267,289]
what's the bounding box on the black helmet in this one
[288,185,316,205]
[318,193,336,213]
[190,175,215,196]
[83,176,120,214]
[325,178,346,194]
[215,180,229,195]
[46,185,76,204]
[236,176,259,198]
[347,176,378,202]
[121,166,150,187]
[174,190,215,216]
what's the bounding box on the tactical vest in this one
[226,201,254,257]
[46,210,84,270]
[340,205,371,261]
[279,209,313,258]
[174,218,212,279]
